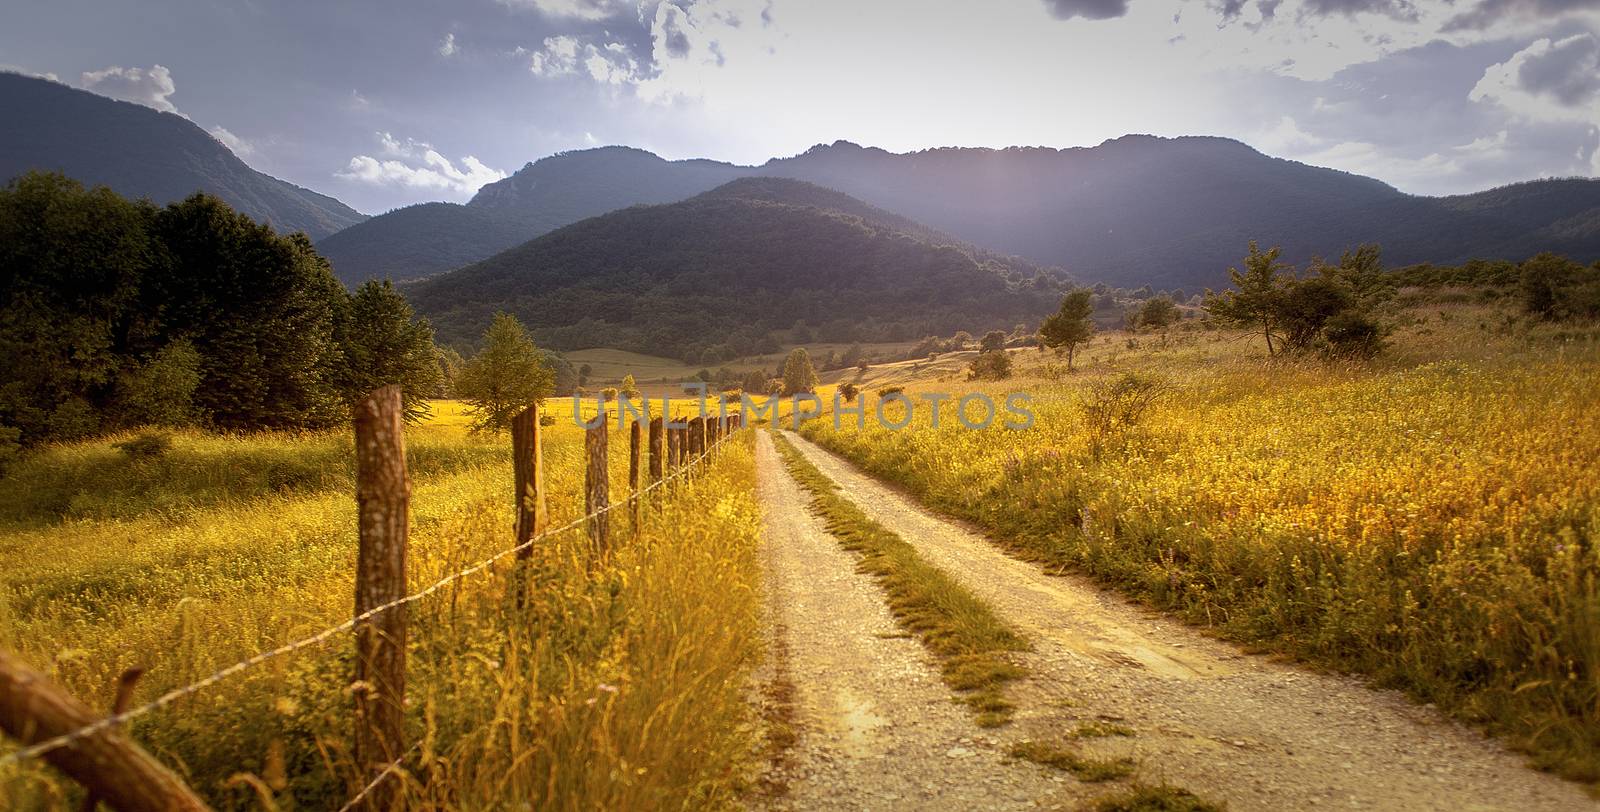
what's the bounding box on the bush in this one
[113,431,174,460]
[1321,311,1385,359]
[1082,373,1170,452]
[876,385,904,398]
[968,350,1013,381]
[839,382,860,402]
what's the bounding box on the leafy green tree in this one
[436,347,464,397]
[1276,277,1353,353]
[741,369,768,393]
[456,313,554,432]
[980,330,1008,353]
[1039,288,1096,371]
[340,280,443,423]
[620,374,640,400]
[1136,297,1180,330]
[781,348,819,395]
[1205,241,1291,356]
[839,382,860,402]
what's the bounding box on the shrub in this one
[968,351,1013,381]
[839,382,860,402]
[113,431,174,460]
[1082,373,1170,451]
[1321,311,1385,359]
[876,385,904,398]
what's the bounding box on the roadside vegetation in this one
[800,247,1600,784]
[0,402,765,809]
[770,432,1028,726]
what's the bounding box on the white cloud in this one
[1470,34,1600,123]
[2,65,60,82]
[337,132,508,198]
[498,0,634,20]
[527,34,641,84]
[439,32,459,57]
[80,64,179,114]
[208,125,254,156]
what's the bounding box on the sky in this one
[4,0,1597,214]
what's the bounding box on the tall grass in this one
[801,313,1600,783]
[0,401,764,809]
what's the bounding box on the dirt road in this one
[755,429,1598,811]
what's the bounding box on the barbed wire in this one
[336,741,422,812]
[0,430,737,768]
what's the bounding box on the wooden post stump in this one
[585,420,610,553]
[353,385,409,811]
[628,416,641,531]
[648,417,664,484]
[511,403,549,553]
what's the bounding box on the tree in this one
[435,347,465,397]
[1039,288,1096,371]
[951,330,973,349]
[781,348,819,395]
[620,374,640,400]
[741,369,769,393]
[968,350,1013,380]
[1136,297,1180,331]
[456,313,554,432]
[980,330,1008,353]
[839,382,860,402]
[1205,241,1291,356]
[340,280,443,424]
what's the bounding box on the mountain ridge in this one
[319,136,1600,288]
[0,72,365,240]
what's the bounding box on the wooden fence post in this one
[511,403,549,553]
[628,415,641,531]
[0,652,209,812]
[648,417,663,485]
[585,419,610,554]
[352,385,409,811]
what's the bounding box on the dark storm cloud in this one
[1443,0,1600,31]
[1042,0,1131,21]
[1212,0,1249,22]
[1513,33,1600,105]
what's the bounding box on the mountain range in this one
[5,67,1598,297]
[320,139,1600,290]
[405,177,1067,361]
[0,72,365,239]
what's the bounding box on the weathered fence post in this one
[585,418,610,553]
[628,413,641,531]
[511,403,549,553]
[666,422,679,472]
[648,416,663,485]
[352,384,409,811]
[0,653,209,812]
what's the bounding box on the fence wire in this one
[0,430,736,768]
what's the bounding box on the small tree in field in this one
[620,374,640,400]
[1039,288,1096,371]
[1205,241,1290,355]
[968,350,1013,380]
[1136,297,1179,331]
[980,330,1008,353]
[839,382,860,402]
[341,280,443,424]
[456,312,554,432]
[781,348,819,395]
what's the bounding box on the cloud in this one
[1041,0,1131,20]
[2,65,60,82]
[1443,0,1600,31]
[80,64,178,114]
[1298,0,1417,19]
[337,132,507,197]
[498,0,635,20]
[439,33,459,57]
[1471,34,1600,120]
[527,34,642,85]
[208,125,254,156]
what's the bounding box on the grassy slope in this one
[800,301,1600,784]
[0,401,764,809]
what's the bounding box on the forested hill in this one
[406,178,1070,361]
[319,137,1600,288]
[0,72,365,239]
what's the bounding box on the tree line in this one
[0,172,441,459]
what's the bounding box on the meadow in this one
[799,298,1600,783]
[0,401,764,809]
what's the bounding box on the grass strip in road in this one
[1005,740,1134,782]
[771,431,1027,726]
[1089,782,1227,811]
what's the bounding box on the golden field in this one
[0,401,763,809]
[800,301,1600,783]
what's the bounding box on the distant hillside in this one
[406,178,1068,360]
[316,202,527,284]
[316,138,1600,289]
[0,72,364,239]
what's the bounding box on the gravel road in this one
[756,429,1599,811]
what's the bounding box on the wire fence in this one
[0,427,735,781]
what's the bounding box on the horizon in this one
[4,0,1597,213]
